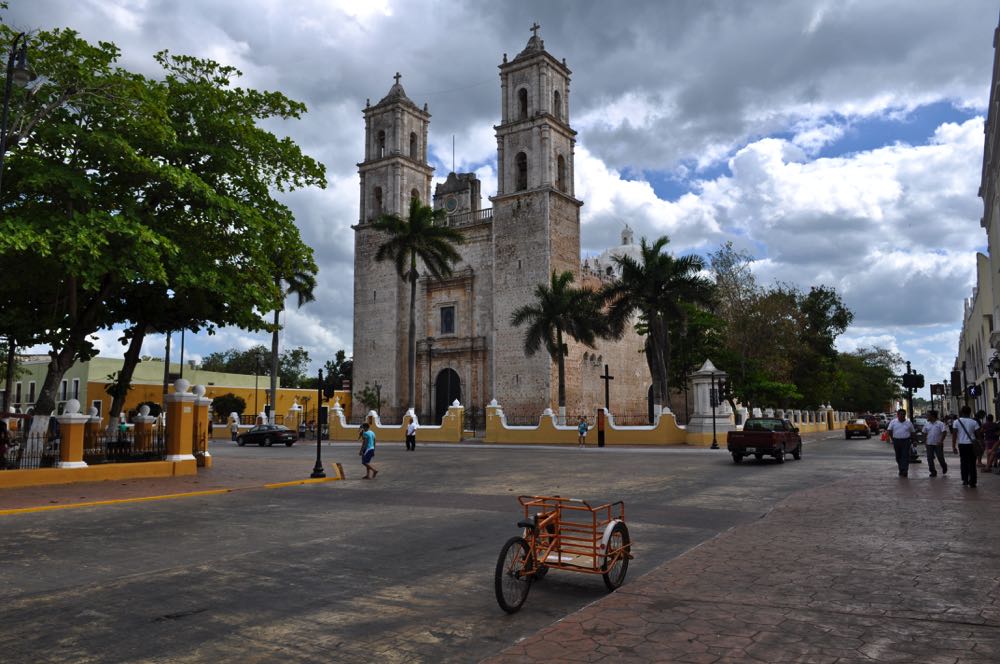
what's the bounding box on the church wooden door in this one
[434,369,462,425]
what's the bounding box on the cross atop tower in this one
[530,22,540,38]
[393,72,402,85]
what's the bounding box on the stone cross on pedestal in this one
[393,72,401,85]
[600,364,614,410]
[531,22,540,38]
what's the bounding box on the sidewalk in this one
[0,454,343,512]
[485,465,1000,663]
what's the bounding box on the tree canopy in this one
[0,24,324,417]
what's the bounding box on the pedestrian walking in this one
[577,416,589,447]
[951,405,981,488]
[886,408,916,477]
[980,413,998,469]
[405,418,417,451]
[359,422,378,479]
[230,418,239,442]
[923,410,948,477]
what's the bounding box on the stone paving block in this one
[484,467,1000,663]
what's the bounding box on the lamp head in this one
[11,43,36,88]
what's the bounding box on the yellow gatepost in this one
[56,399,90,468]
[164,379,197,462]
[191,384,213,468]
[132,404,156,453]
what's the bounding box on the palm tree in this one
[510,270,607,422]
[269,263,316,423]
[372,197,465,411]
[602,236,715,415]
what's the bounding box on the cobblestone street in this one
[1,432,996,663]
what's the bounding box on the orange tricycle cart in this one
[494,495,632,613]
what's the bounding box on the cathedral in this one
[352,27,649,424]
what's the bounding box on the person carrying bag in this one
[951,405,981,488]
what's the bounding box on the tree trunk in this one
[33,276,114,427]
[270,303,280,424]
[108,322,149,421]
[407,255,417,411]
[648,316,670,413]
[3,336,14,415]
[556,328,566,424]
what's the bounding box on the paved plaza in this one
[1,432,998,662]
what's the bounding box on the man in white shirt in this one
[951,405,981,488]
[886,408,916,477]
[922,410,948,477]
[405,418,417,451]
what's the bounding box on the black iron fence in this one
[83,426,167,465]
[0,426,169,471]
[1,432,58,470]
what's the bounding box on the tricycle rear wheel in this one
[602,523,631,591]
[495,536,532,613]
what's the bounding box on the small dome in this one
[378,72,412,105]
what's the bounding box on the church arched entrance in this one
[435,368,462,424]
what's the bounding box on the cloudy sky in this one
[9,0,998,400]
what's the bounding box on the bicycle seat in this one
[517,520,536,529]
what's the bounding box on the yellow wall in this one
[485,407,689,445]
[86,382,335,427]
[0,459,197,490]
[326,405,464,443]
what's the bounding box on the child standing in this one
[578,416,589,447]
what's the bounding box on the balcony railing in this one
[443,208,493,228]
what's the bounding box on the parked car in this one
[912,416,928,444]
[862,414,879,433]
[236,424,298,447]
[845,419,871,439]
[727,418,802,464]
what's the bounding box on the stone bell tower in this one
[490,24,583,412]
[353,74,434,412]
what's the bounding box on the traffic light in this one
[913,373,924,389]
[967,384,981,398]
[951,371,963,396]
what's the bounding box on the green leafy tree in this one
[371,197,465,410]
[789,285,854,408]
[133,401,162,418]
[0,28,323,423]
[200,345,310,388]
[511,270,608,417]
[603,236,716,411]
[354,382,383,414]
[324,350,353,390]
[211,393,246,420]
[0,27,176,424]
[103,51,322,420]
[832,347,902,413]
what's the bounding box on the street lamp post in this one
[0,32,36,198]
[374,382,381,415]
[310,369,325,478]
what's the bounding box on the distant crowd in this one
[885,406,998,488]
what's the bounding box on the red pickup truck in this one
[727,418,803,464]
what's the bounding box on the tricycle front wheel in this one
[495,536,532,613]
[602,522,631,591]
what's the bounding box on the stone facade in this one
[353,29,651,423]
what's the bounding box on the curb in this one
[0,465,345,516]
